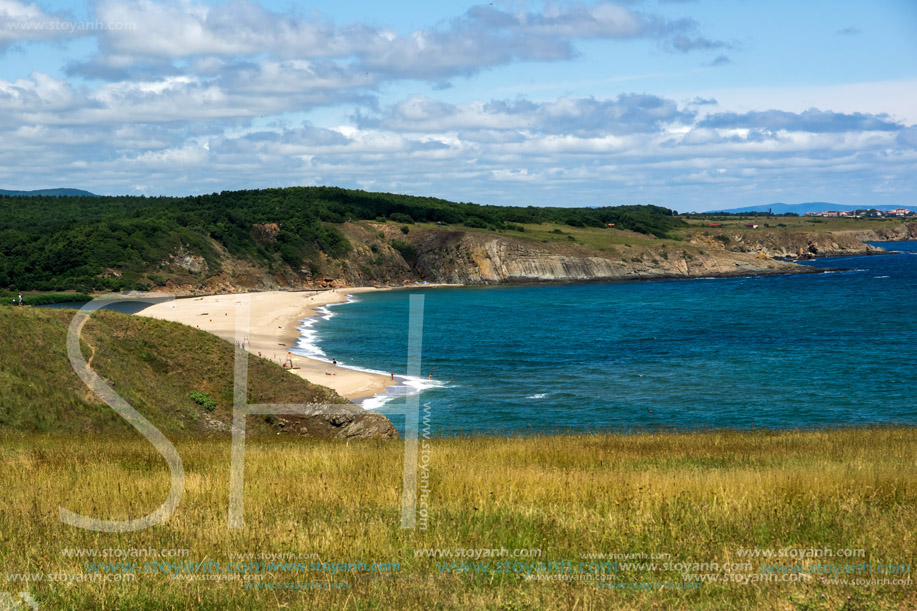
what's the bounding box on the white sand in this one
[141,289,394,400]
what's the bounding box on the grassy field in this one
[681,216,905,234]
[1,428,914,610]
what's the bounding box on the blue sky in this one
[0,0,914,210]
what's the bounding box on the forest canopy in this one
[0,187,683,291]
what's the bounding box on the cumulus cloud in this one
[64,0,726,80]
[0,68,373,127]
[2,1,730,141]
[357,93,695,136]
[897,126,917,147]
[699,109,904,133]
[0,0,82,47]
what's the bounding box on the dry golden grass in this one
[1,428,915,610]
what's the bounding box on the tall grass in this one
[1,428,914,609]
[0,308,345,435]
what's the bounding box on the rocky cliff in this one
[692,222,917,260]
[407,228,800,284]
[151,221,917,295]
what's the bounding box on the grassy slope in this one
[397,221,702,269]
[0,307,347,436]
[681,216,905,235]
[0,429,913,609]
[420,221,670,253]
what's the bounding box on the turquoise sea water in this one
[294,241,917,436]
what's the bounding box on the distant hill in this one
[0,188,97,197]
[712,202,905,215]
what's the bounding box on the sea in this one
[295,241,917,436]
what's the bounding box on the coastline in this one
[135,248,908,404]
[137,266,828,402]
[141,288,397,400]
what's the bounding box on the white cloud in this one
[67,0,723,80]
[686,78,917,125]
[358,93,695,135]
[0,0,78,46]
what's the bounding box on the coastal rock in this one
[408,230,799,284]
[279,404,398,439]
[703,222,916,259]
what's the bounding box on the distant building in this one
[706,223,723,227]
[744,223,759,228]
[890,208,911,216]
[823,211,838,217]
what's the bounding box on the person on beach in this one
[332,358,337,365]
[18,293,22,306]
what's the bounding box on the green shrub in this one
[389,212,414,224]
[462,217,488,229]
[190,391,217,412]
[390,240,418,266]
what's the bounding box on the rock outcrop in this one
[409,229,801,284]
[276,404,398,440]
[693,222,917,260]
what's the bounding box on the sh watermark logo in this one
[0,592,38,610]
[62,293,427,532]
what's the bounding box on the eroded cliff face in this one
[152,221,917,294]
[409,229,800,284]
[692,222,917,260]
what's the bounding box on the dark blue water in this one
[300,242,917,436]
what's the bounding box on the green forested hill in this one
[0,188,97,197]
[0,187,683,291]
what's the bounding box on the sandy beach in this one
[141,289,393,400]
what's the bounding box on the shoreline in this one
[133,248,907,403]
[141,288,399,400]
[135,265,843,403]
